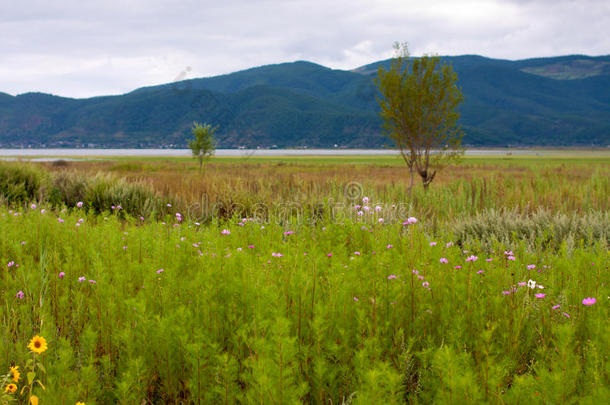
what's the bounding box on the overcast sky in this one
[1,0,608,98]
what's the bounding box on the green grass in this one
[0,156,608,403]
[0,205,608,404]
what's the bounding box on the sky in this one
[1,0,608,98]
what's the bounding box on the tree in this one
[188,121,217,173]
[376,42,464,192]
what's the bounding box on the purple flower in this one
[327,253,333,257]
[502,290,512,295]
[582,297,596,306]
[283,231,294,235]
[507,256,516,261]
[221,229,231,235]
[271,252,283,257]
[386,244,393,249]
[353,296,359,301]
[58,218,64,223]
[388,274,398,280]
[527,264,536,270]
[440,257,449,264]
[485,258,493,262]
[16,290,24,299]
[78,276,86,283]
[354,251,360,255]
[88,280,96,284]
[156,269,164,274]
[445,242,454,248]
[454,265,462,269]
[465,255,478,262]
[31,204,36,209]
[563,312,570,318]
[412,269,419,275]
[58,272,65,279]
[422,281,430,288]
[429,242,437,246]
[477,270,484,274]
[535,293,545,299]
[552,304,560,309]
[77,201,83,208]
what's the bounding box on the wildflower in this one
[412,269,419,275]
[477,270,484,274]
[40,209,46,214]
[375,205,382,212]
[465,255,478,262]
[552,305,560,309]
[88,280,96,284]
[378,218,384,224]
[446,242,454,248]
[31,204,36,209]
[362,196,369,204]
[354,251,360,255]
[7,261,14,267]
[454,265,462,269]
[517,282,526,286]
[507,256,516,261]
[353,296,359,301]
[76,402,85,405]
[111,205,115,210]
[527,264,536,270]
[21,241,26,245]
[5,383,17,393]
[582,297,596,306]
[75,223,80,227]
[535,293,546,299]
[10,365,20,382]
[156,269,164,274]
[527,279,536,289]
[417,275,424,280]
[422,281,430,288]
[59,218,65,223]
[30,395,39,405]
[167,203,172,207]
[77,201,83,207]
[429,242,437,246]
[354,204,361,210]
[563,312,570,318]
[360,226,367,230]
[221,229,231,235]
[388,275,397,280]
[357,211,364,217]
[362,205,370,212]
[283,231,294,235]
[27,335,48,354]
[327,253,333,257]
[248,245,255,248]
[386,244,393,249]
[440,258,448,264]
[16,291,24,299]
[485,258,493,262]
[502,290,512,295]
[271,252,283,257]
[78,276,86,282]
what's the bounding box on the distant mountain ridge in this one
[1,54,609,148]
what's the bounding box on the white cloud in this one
[0,0,607,97]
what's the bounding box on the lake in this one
[0,148,608,161]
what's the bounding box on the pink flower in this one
[375,205,382,212]
[412,269,419,275]
[58,272,65,279]
[429,242,437,246]
[362,197,369,204]
[354,251,360,255]
[388,275,398,280]
[156,269,164,274]
[502,290,512,295]
[485,258,493,262]
[31,204,36,209]
[353,296,359,301]
[7,261,14,267]
[378,218,384,224]
[221,229,231,235]
[563,312,570,318]
[283,231,294,235]
[77,201,83,208]
[445,242,454,248]
[360,226,367,230]
[454,265,462,269]
[440,257,448,264]
[582,297,596,306]
[422,281,429,288]
[16,290,24,299]
[527,264,536,270]
[465,255,478,262]
[417,275,424,280]
[88,280,96,284]
[58,218,64,223]
[386,244,393,249]
[477,270,484,274]
[271,252,283,257]
[535,293,545,299]
[327,253,333,257]
[552,305,560,309]
[78,276,86,282]
[507,256,516,261]
[248,245,255,248]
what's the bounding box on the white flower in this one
[527,279,536,289]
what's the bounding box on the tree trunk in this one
[407,163,414,196]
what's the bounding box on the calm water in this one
[0,148,607,160]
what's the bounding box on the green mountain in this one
[1,55,608,148]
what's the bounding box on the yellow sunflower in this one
[10,365,20,382]
[27,335,48,354]
[4,383,17,393]
[76,402,86,405]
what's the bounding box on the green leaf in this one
[27,371,35,385]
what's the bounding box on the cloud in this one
[0,0,607,97]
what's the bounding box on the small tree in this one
[188,121,217,173]
[376,42,464,192]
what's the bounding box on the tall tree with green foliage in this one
[188,122,217,173]
[376,42,464,192]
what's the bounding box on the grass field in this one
[0,154,608,404]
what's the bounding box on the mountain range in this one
[1,54,609,148]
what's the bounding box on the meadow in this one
[0,154,608,404]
